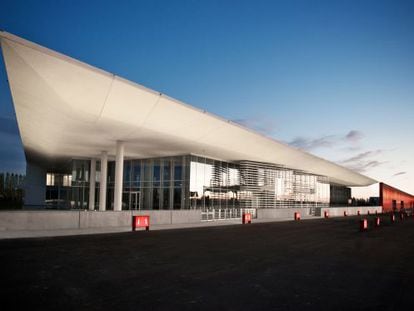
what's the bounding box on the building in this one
[380,183,414,213]
[0,31,379,224]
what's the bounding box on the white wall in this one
[0,210,202,231]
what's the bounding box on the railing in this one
[201,208,256,221]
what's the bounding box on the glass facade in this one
[238,161,330,209]
[108,156,189,210]
[45,155,344,214]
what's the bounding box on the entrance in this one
[123,191,140,210]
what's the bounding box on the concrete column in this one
[88,158,96,210]
[114,141,125,211]
[99,151,108,211]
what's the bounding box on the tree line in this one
[0,172,25,209]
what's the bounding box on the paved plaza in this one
[1,215,414,310]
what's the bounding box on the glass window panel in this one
[163,188,170,210]
[132,160,141,187]
[142,187,151,209]
[174,157,182,181]
[143,160,152,183]
[173,188,181,209]
[163,159,171,181]
[153,188,160,210]
[153,160,160,183]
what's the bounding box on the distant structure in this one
[380,183,414,212]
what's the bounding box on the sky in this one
[0,0,413,198]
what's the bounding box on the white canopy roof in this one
[0,31,376,186]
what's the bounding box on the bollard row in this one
[359,212,411,232]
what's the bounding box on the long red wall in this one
[380,183,414,212]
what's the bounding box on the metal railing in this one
[201,208,256,221]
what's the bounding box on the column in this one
[114,141,125,211]
[88,158,96,210]
[99,151,108,211]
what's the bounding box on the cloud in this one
[341,150,383,164]
[345,130,364,142]
[289,135,336,150]
[288,129,364,151]
[233,117,278,136]
[392,171,406,177]
[342,160,387,173]
[339,150,386,173]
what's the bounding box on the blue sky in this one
[0,0,413,197]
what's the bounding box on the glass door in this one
[130,191,140,210]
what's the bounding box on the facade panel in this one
[380,183,414,212]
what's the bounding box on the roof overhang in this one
[0,31,377,186]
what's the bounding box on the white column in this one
[88,158,96,210]
[114,141,125,211]
[99,151,108,211]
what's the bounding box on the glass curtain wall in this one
[189,156,241,211]
[45,173,72,209]
[67,156,330,211]
[70,159,90,209]
[108,155,190,210]
[239,161,330,209]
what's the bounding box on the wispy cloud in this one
[289,135,336,150]
[339,150,386,173]
[288,129,364,151]
[341,150,383,164]
[345,130,364,142]
[232,117,278,136]
[392,171,406,177]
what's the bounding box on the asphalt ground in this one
[1,214,414,310]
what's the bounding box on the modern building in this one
[0,31,379,223]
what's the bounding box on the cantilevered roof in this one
[0,31,376,186]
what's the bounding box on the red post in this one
[294,212,301,221]
[344,211,347,217]
[132,215,150,231]
[324,211,329,219]
[374,217,380,227]
[242,213,252,224]
[390,213,395,223]
[360,218,368,231]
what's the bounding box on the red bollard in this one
[374,217,380,227]
[132,215,150,231]
[360,219,368,231]
[324,211,329,219]
[294,212,301,221]
[357,210,361,216]
[344,211,347,217]
[242,213,252,224]
[390,213,395,223]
